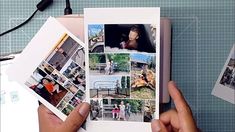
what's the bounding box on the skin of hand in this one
[38,102,90,132]
[151,81,199,132]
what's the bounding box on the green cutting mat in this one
[0,0,235,131]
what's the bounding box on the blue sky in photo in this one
[130,53,154,63]
[88,24,104,37]
[89,76,122,89]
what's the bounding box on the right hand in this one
[151,81,199,132]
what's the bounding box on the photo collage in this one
[219,49,235,90]
[25,34,86,116]
[88,24,157,122]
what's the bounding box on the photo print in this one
[45,34,83,71]
[143,100,155,122]
[90,98,103,121]
[219,51,235,90]
[104,24,156,53]
[90,76,130,99]
[25,68,68,106]
[212,44,235,104]
[92,98,144,122]
[131,53,156,99]
[24,33,87,117]
[60,59,86,89]
[89,53,130,75]
[88,24,104,53]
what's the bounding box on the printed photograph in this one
[90,99,103,121]
[219,51,235,90]
[130,53,156,99]
[62,92,74,102]
[61,59,86,88]
[102,99,144,122]
[90,76,130,98]
[45,34,83,71]
[89,53,130,75]
[56,100,67,111]
[25,68,68,106]
[71,48,85,69]
[68,92,83,107]
[63,80,79,94]
[88,24,104,53]
[143,100,155,122]
[73,89,86,101]
[50,70,67,86]
[39,61,55,75]
[104,24,156,53]
[62,103,74,116]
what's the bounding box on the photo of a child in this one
[104,24,156,53]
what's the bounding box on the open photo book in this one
[6,8,160,132]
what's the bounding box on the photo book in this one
[6,8,160,132]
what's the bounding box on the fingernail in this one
[78,103,90,117]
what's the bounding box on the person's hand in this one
[38,102,90,132]
[151,81,199,132]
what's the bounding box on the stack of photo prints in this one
[88,23,157,122]
[25,34,86,116]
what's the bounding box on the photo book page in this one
[6,17,87,131]
[84,8,160,132]
[212,44,235,104]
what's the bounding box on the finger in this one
[168,81,197,131]
[38,104,62,125]
[160,109,180,129]
[63,102,90,132]
[151,119,167,132]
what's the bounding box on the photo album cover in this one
[6,7,160,132]
[84,8,160,132]
[212,44,235,104]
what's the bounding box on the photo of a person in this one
[104,24,156,53]
[40,77,61,95]
[89,53,130,75]
[118,101,126,120]
[90,99,103,121]
[102,99,143,122]
[39,61,55,75]
[112,104,120,119]
[131,53,156,99]
[120,25,140,50]
[25,69,68,106]
[45,34,82,71]
[143,100,155,122]
[125,103,131,121]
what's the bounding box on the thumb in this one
[151,119,168,132]
[63,102,90,132]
